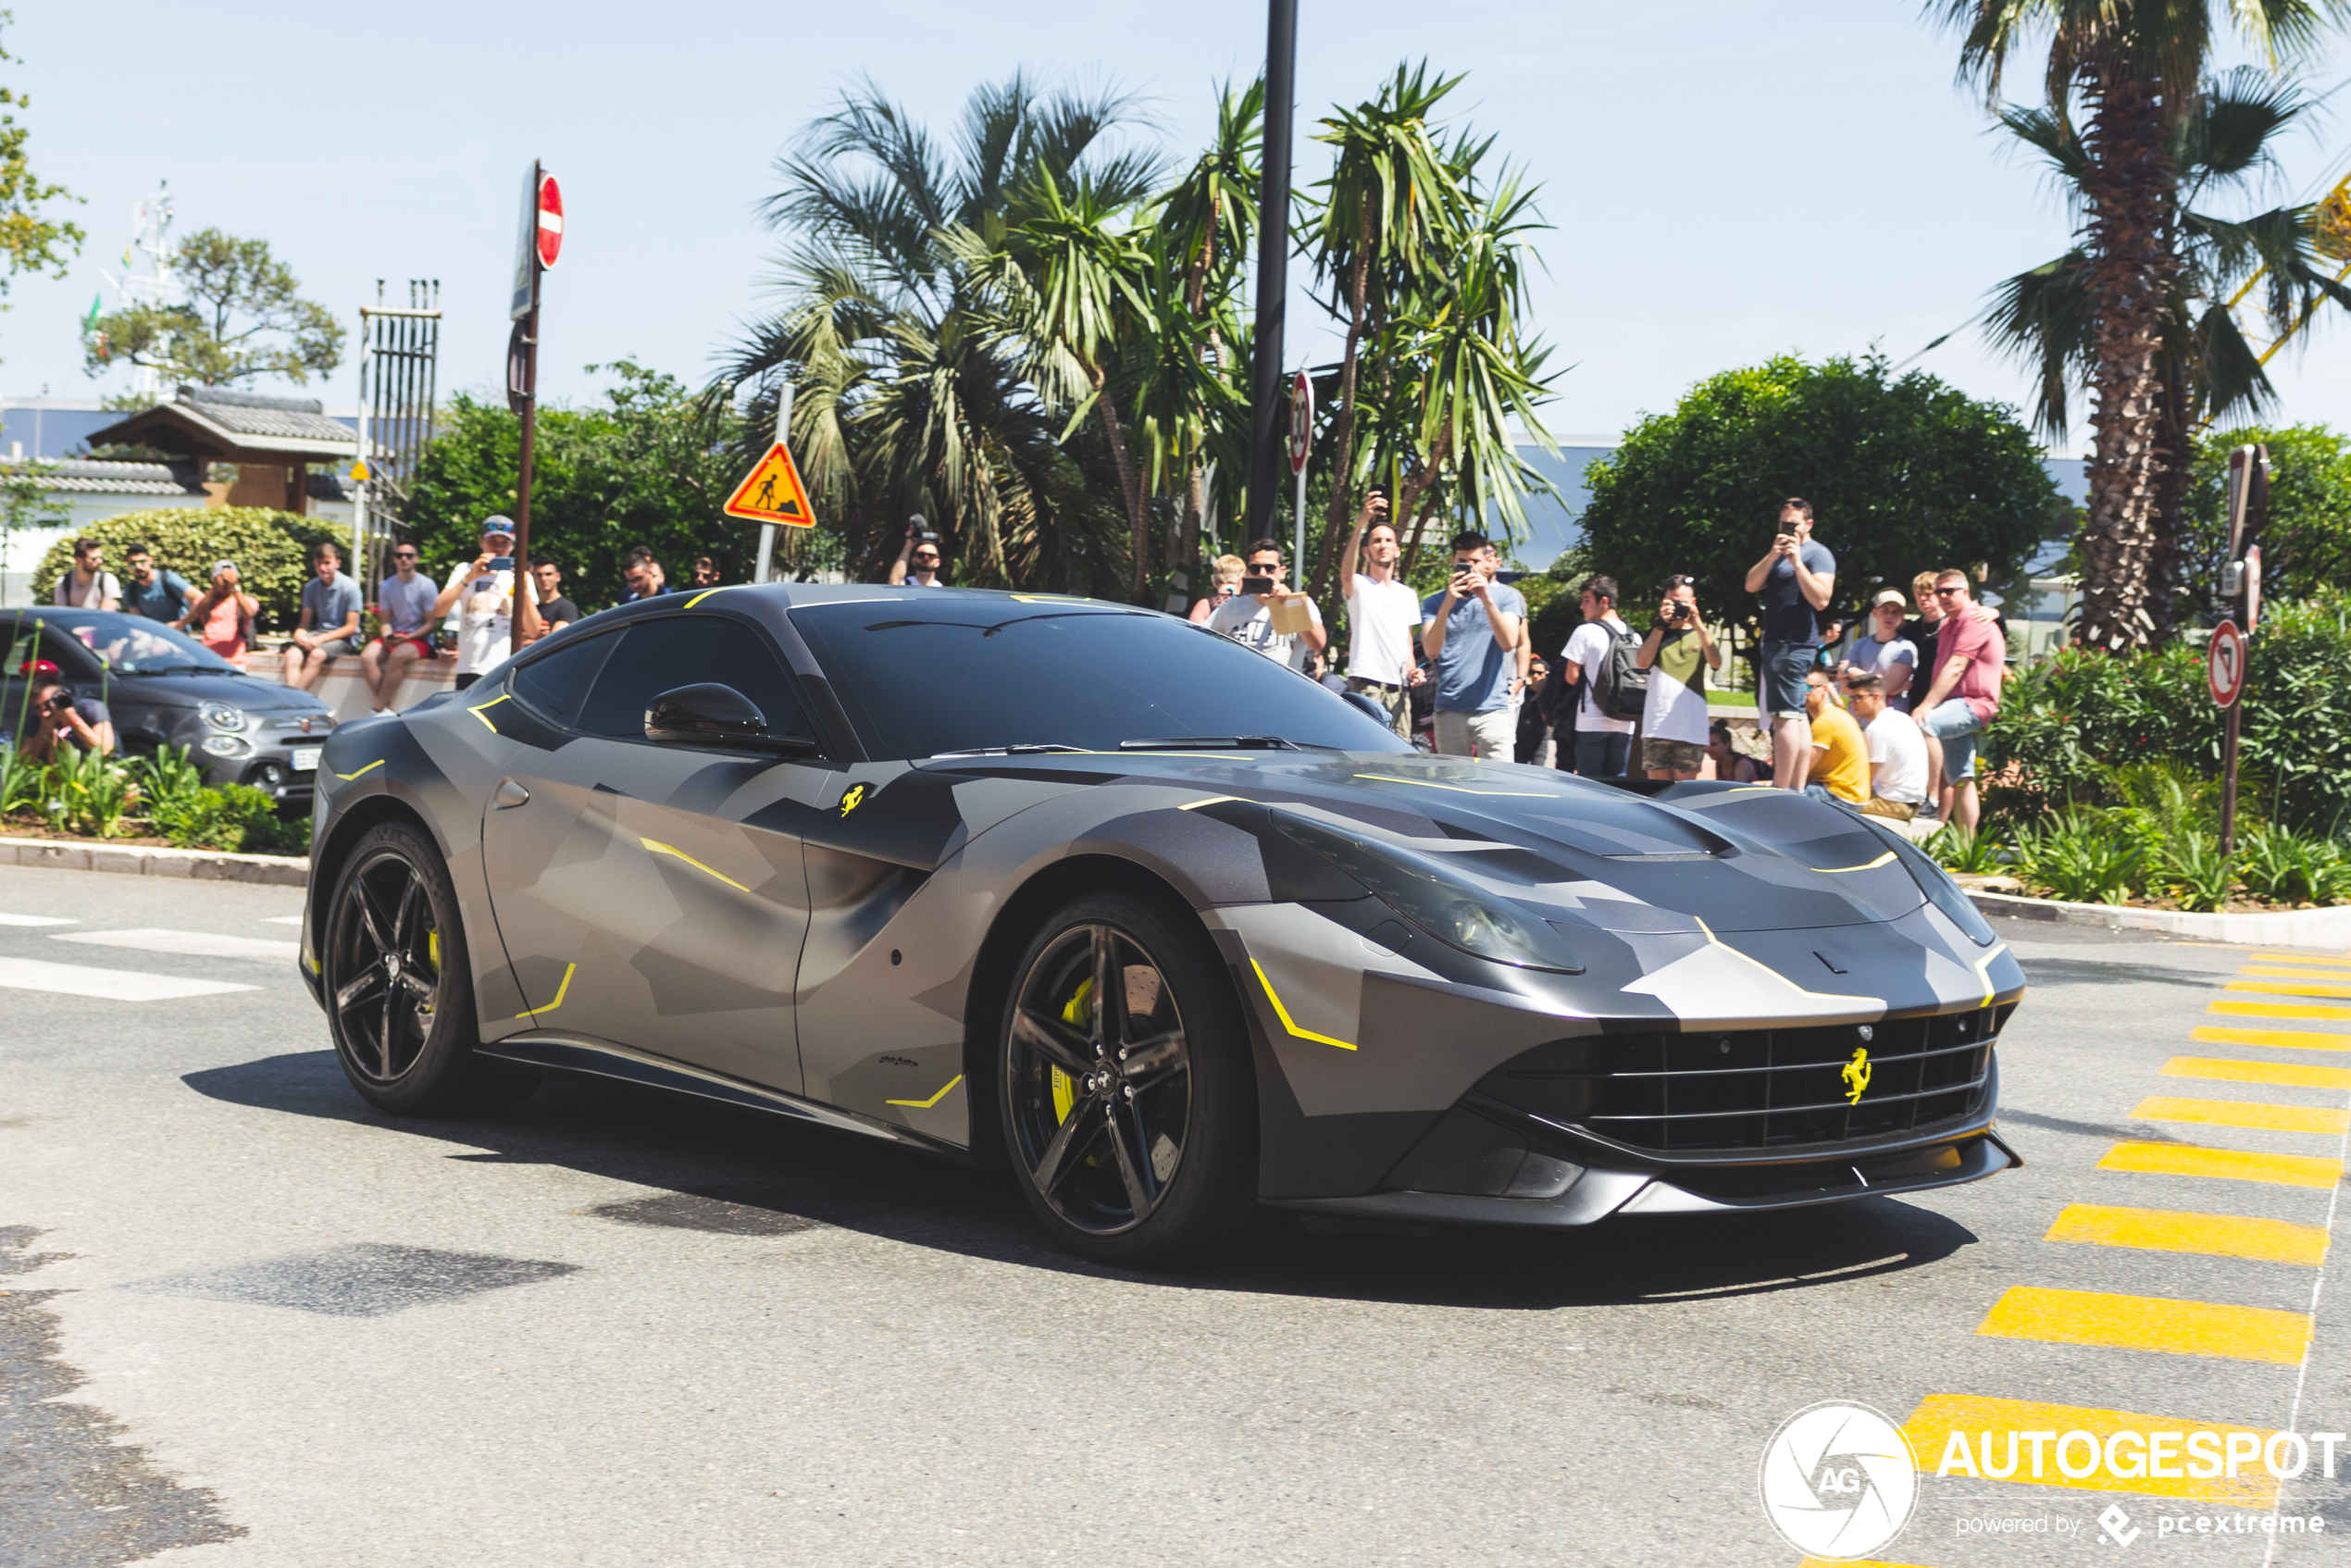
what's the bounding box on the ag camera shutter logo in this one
[1759,1400,1921,1560]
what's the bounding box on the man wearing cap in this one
[431,516,517,691]
[1835,590,1917,700]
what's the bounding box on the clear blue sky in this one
[6,1,2348,446]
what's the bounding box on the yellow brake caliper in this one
[1052,977,1093,1124]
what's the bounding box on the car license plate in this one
[291,747,322,774]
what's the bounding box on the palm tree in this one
[1933,0,2337,652]
[1980,67,2351,633]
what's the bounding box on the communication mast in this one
[350,280,442,586]
[91,181,180,402]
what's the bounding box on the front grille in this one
[1474,1003,2009,1153]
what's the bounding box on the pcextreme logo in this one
[1760,1401,1919,1561]
[1841,1047,1871,1104]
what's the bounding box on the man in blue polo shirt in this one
[1419,529,1525,759]
[1742,496,1836,789]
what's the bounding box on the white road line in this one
[260,915,304,926]
[0,913,78,927]
[52,927,300,964]
[0,954,255,1001]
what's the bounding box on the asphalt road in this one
[2,863,2347,1568]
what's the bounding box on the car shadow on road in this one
[184,1050,1979,1312]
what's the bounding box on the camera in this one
[44,691,73,714]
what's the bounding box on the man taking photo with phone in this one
[1209,540,1326,671]
[1742,496,1835,790]
[1420,530,1524,759]
[1337,489,1420,738]
[431,516,517,692]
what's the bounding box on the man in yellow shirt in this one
[1802,670,1870,807]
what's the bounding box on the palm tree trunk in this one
[2075,68,2179,653]
[1306,207,1375,602]
[2146,335,2192,637]
[1091,368,1148,602]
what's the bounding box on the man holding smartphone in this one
[1741,496,1835,790]
[1635,576,1721,779]
[432,516,517,691]
[1420,529,1524,758]
[1337,489,1420,737]
[1209,539,1326,671]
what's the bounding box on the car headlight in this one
[1860,817,1999,947]
[199,702,243,732]
[201,734,250,757]
[1270,809,1583,973]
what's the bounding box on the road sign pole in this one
[1292,434,1306,575]
[512,291,538,657]
[2220,703,2242,856]
[754,383,792,585]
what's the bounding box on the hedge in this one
[32,507,344,630]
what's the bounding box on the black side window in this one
[511,629,621,726]
[574,616,808,742]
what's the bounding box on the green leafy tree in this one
[1577,355,2058,649]
[2182,423,2351,616]
[0,11,80,331]
[83,227,342,387]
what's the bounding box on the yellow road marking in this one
[2241,964,2351,982]
[2099,1139,2343,1188]
[2225,977,2351,1000]
[2045,1202,2330,1266]
[1978,1285,2310,1364]
[1176,795,1240,811]
[2191,1024,2351,1052]
[640,838,752,893]
[2208,999,2351,1023]
[2163,1055,2351,1090]
[468,692,512,732]
[2128,1095,2349,1135]
[1350,772,1549,796]
[1250,958,1355,1050]
[885,1073,964,1109]
[1810,850,1897,873]
[2249,952,2351,967]
[330,758,385,781]
[515,961,575,1019]
[1902,1394,2281,1507]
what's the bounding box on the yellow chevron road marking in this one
[2190,1024,2351,1052]
[2241,964,2351,982]
[2225,977,2351,1000]
[2207,999,2351,1023]
[2248,952,2351,967]
[2163,1055,2351,1090]
[2098,1140,2343,1189]
[2128,1095,2350,1135]
[2045,1202,2330,1266]
[1902,1395,2282,1507]
[1977,1286,2311,1364]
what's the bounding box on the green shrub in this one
[148,779,281,852]
[48,747,133,839]
[31,506,343,630]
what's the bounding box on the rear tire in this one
[998,890,1255,1266]
[322,821,535,1116]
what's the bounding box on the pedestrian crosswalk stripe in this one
[0,955,255,1001]
[2241,964,2351,983]
[2224,977,2351,1000]
[1977,1286,2311,1364]
[2207,999,2351,1022]
[260,915,304,926]
[0,912,76,927]
[2248,952,2351,967]
[2164,1055,2351,1090]
[2045,1202,2329,1266]
[51,927,300,964]
[2126,1095,2350,1135]
[2098,1139,2343,1188]
[2190,1024,2351,1052]
[1902,1395,2281,1507]
[1799,1560,1939,1567]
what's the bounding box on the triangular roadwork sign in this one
[723,442,817,529]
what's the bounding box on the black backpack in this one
[1588,623,1648,721]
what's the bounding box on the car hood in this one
[104,671,333,716]
[917,748,1925,935]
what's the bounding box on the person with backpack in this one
[1559,575,1640,777]
[1636,575,1722,779]
[1419,530,1525,759]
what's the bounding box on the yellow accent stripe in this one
[2098,1139,2343,1188]
[516,961,576,1019]
[2046,1202,2330,1266]
[1350,772,1549,796]
[2164,1054,2351,1090]
[1976,1285,2310,1365]
[1810,850,1897,873]
[2128,1095,2350,1135]
[2249,951,2351,967]
[2191,1023,2351,1052]
[2208,998,2351,1022]
[640,838,752,893]
[683,585,739,608]
[1971,944,2007,1009]
[1177,795,1240,811]
[468,692,512,732]
[2226,977,2351,1000]
[330,758,384,781]
[1249,958,1355,1050]
[2242,964,2351,982]
[1901,1394,2282,1507]
[885,1073,964,1109]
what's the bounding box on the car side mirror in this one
[644,683,817,754]
[1340,690,1391,727]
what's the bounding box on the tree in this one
[1577,355,2058,649]
[82,228,342,387]
[2182,423,2351,616]
[1932,0,2337,653]
[0,11,80,330]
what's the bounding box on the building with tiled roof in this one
[86,385,357,514]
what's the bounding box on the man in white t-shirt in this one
[1847,672,1928,819]
[1634,575,1722,779]
[431,516,518,691]
[1207,538,1325,674]
[1560,575,1636,778]
[1337,491,1420,737]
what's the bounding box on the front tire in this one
[999,891,1255,1266]
[322,821,533,1115]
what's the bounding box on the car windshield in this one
[789,602,1409,760]
[7,610,239,675]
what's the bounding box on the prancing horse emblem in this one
[839,784,866,816]
[1841,1047,1872,1104]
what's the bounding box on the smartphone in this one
[1239,575,1276,596]
[486,558,515,574]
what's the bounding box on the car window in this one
[0,610,233,675]
[788,604,1407,760]
[573,616,809,742]
[510,628,620,727]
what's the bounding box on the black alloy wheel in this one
[1001,891,1254,1264]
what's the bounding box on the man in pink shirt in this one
[1914,568,2006,833]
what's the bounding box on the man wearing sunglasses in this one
[889,517,946,587]
[360,543,442,712]
[1912,569,2006,833]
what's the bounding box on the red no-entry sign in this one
[2207,619,2247,708]
[536,174,564,269]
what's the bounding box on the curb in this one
[1967,888,2351,948]
[0,836,308,889]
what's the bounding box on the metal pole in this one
[1242,0,1297,544]
[352,312,370,580]
[512,165,541,656]
[754,382,792,585]
[2220,703,2241,856]
[1292,395,1306,573]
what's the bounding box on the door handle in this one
[493,778,530,809]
